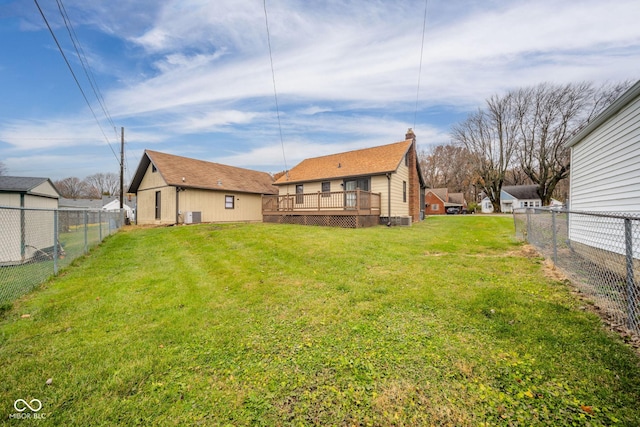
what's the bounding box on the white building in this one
[565,80,640,259]
[0,176,60,264]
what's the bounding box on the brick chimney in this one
[405,129,420,223]
[405,128,416,142]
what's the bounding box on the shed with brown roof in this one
[128,150,277,225]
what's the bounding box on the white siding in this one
[0,194,57,264]
[0,208,21,263]
[30,181,60,199]
[569,95,640,213]
[569,91,640,259]
[0,193,20,207]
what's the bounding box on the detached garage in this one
[0,176,60,265]
[128,150,278,225]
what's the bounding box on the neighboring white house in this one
[480,185,542,213]
[501,185,541,213]
[0,176,60,265]
[565,80,640,259]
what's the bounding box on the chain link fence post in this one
[552,209,557,265]
[0,207,125,305]
[625,218,638,331]
[53,210,59,275]
[84,210,88,254]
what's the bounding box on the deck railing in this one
[263,190,381,215]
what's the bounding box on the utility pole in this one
[120,127,124,209]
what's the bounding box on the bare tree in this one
[513,81,631,205]
[54,177,89,199]
[452,94,519,212]
[85,172,120,197]
[0,161,6,176]
[418,144,477,201]
[504,166,532,186]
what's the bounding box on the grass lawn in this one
[1,216,639,426]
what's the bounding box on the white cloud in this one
[2,0,639,180]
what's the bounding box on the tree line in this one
[419,81,630,212]
[54,173,123,199]
[0,163,122,200]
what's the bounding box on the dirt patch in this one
[542,259,569,282]
[509,244,541,259]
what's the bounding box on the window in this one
[225,195,234,209]
[405,153,409,166]
[296,184,304,204]
[431,203,439,211]
[155,191,161,219]
[534,201,541,207]
[321,181,330,196]
[403,181,407,202]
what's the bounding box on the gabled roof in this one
[0,176,60,197]
[128,150,278,195]
[566,80,640,148]
[427,188,448,202]
[502,185,539,200]
[448,192,466,205]
[274,139,413,185]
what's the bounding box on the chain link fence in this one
[0,207,125,305]
[514,207,640,334]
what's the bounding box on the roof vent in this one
[217,179,223,186]
[338,163,341,168]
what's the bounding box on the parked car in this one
[446,207,460,215]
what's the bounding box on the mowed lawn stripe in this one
[1,217,639,426]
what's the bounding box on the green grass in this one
[1,217,639,426]
[0,224,109,304]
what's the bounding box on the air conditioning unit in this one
[184,211,201,224]
[399,216,412,226]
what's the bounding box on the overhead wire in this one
[413,0,429,130]
[33,0,120,164]
[56,0,118,139]
[263,0,288,174]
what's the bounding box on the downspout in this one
[175,188,179,224]
[386,173,392,226]
[175,187,184,225]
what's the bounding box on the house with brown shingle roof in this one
[263,129,426,227]
[128,150,277,225]
[425,188,467,215]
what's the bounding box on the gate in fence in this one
[0,207,125,304]
[513,207,640,334]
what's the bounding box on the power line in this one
[55,0,118,139]
[33,0,120,164]
[263,0,288,173]
[413,0,429,130]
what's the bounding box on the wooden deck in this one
[262,190,381,227]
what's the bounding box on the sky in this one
[0,0,638,183]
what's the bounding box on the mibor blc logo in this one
[10,398,46,420]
